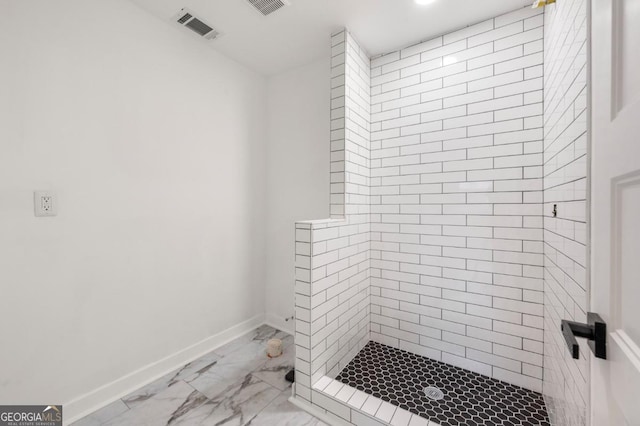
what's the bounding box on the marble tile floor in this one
[72,325,326,426]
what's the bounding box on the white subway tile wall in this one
[541,0,588,424]
[369,6,546,393]
[295,5,591,422]
[294,31,372,405]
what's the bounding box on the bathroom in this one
[0,0,638,425]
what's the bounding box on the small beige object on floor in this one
[266,338,282,358]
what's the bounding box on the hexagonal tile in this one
[335,341,550,426]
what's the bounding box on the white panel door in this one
[591,0,640,425]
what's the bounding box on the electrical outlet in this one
[34,191,57,217]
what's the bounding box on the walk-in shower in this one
[292,1,588,424]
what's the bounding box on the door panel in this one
[609,172,640,424]
[615,174,640,344]
[613,0,640,112]
[591,0,640,424]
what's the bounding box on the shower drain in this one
[423,386,444,401]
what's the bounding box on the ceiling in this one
[130,0,533,76]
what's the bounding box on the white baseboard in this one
[64,314,265,425]
[264,312,294,335]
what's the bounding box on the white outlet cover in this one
[34,191,57,217]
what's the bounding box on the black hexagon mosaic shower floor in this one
[336,341,550,426]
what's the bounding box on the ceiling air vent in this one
[173,8,220,40]
[246,0,290,16]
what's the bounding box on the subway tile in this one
[494,297,543,316]
[419,335,466,357]
[495,77,543,97]
[443,66,494,87]
[420,84,468,103]
[420,105,466,123]
[442,158,493,172]
[467,304,522,324]
[468,45,523,70]
[468,167,523,181]
[468,70,523,92]
[493,343,543,366]
[467,192,523,204]
[494,27,543,51]
[420,62,467,84]
[401,320,442,340]
[495,6,541,28]
[444,89,494,108]
[443,288,492,307]
[495,53,543,75]
[443,112,494,130]
[444,18,494,45]
[467,325,522,348]
[468,94,523,114]
[381,55,421,74]
[443,226,493,238]
[442,352,493,377]
[443,311,492,330]
[443,134,493,150]
[420,40,467,62]
[467,349,522,373]
[493,368,542,393]
[443,330,492,352]
[468,118,524,137]
[400,78,443,98]
[468,21,523,48]
[301,9,559,403]
[400,37,444,59]
[467,143,523,159]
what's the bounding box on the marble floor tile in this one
[187,371,243,401]
[103,381,207,426]
[281,334,294,349]
[211,342,270,380]
[214,337,266,360]
[70,400,130,426]
[214,325,291,358]
[173,374,280,426]
[251,344,294,391]
[71,325,313,426]
[122,351,221,409]
[247,389,328,426]
[250,325,292,346]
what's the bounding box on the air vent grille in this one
[174,9,220,40]
[246,0,288,16]
[177,13,192,24]
[185,18,215,37]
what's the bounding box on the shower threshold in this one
[336,341,550,426]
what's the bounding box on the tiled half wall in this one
[294,30,373,405]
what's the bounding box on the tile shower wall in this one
[294,31,372,406]
[541,0,588,424]
[368,7,546,392]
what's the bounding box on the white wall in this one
[368,6,546,392]
[541,0,589,424]
[0,0,266,417]
[264,58,331,332]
